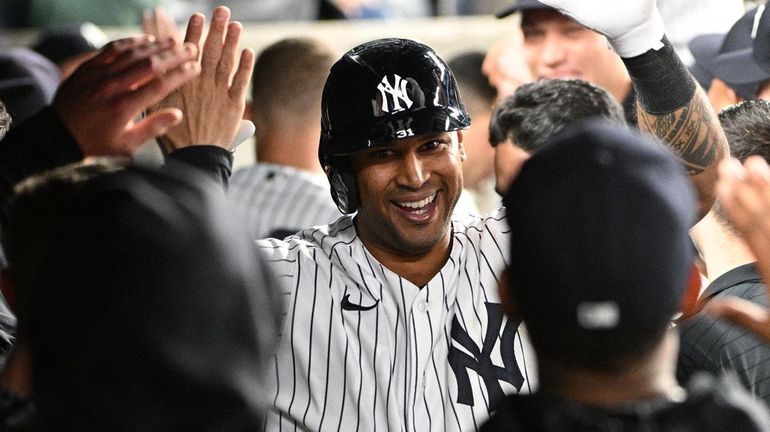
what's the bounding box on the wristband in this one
[622,36,696,115]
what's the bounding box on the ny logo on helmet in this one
[376,74,414,114]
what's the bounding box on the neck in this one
[255,127,324,175]
[692,212,755,282]
[537,329,682,406]
[611,78,633,107]
[358,225,452,288]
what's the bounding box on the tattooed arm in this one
[529,0,726,219]
[637,87,727,219]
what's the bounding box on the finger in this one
[142,9,158,37]
[87,35,155,67]
[184,13,205,55]
[107,37,177,74]
[122,109,184,153]
[706,298,770,344]
[229,48,254,101]
[123,60,201,114]
[201,6,230,76]
[154,7,180,42]
[216,21,242,86]
[106,43,198,99]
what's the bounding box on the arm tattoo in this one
[637,95,722,176]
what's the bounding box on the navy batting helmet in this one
[319,38,470,214]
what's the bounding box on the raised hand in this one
[706,157,770,343]
[536,0,664,57]
[156,6,255,152]
[52,36,200,156]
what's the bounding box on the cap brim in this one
[495,1,552,18]
[689,33,770,85]
[711,48,770,84]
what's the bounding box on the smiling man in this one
[258,38,536,431]
[498,0,635,124]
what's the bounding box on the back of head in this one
[719,100,770,164]
[447,51,496,117]
[6,160,278,430]
[504,121,695,372]
[0,48,59,126]
[489,79,625,151]
[711,99,770,233]
[448,51,498,189]
[319,38,470,213]
[251,37,337,129]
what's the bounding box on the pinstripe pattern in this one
[258,209,536,431]
[677,263,770,404]
[229,163,341,239]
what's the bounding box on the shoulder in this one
[452,208,509,251]
[255,215,356,261]
[452,207,508,234]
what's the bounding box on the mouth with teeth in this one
[394,192,439,222]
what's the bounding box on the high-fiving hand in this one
[154,6,255,152]
[52,36,200,156]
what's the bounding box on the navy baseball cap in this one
[689,5,770,99]
[496,0,551,19]
[504,121,696,336]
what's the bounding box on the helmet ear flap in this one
[327,167,359,214]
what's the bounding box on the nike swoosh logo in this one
[341,294,379,312]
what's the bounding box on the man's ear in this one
[679,263,704,320]
[498,268,519,318]
[707,79,742,112]
[1,270,17,316]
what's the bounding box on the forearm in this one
[624,38,727,218]
[167,146,233,190]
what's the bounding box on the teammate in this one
[447,51,500,214]
[483,121,770,431]
[488,78,625,194]
[497,0,636,123]
[259,38,536,431]
[678,100,770,404]
[258,0,727,427]
[228,37,341,239]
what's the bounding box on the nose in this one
[397,151,428,190]
[540,34,566,69]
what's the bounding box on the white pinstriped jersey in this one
[229,163,341,239]
[257,208,536,431]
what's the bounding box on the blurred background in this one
[0,0,762,168]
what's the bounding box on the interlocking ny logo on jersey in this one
[377,74,414,114]
[448,302,524,406]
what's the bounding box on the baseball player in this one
[257,0,728,429]
[259,38,535,431]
